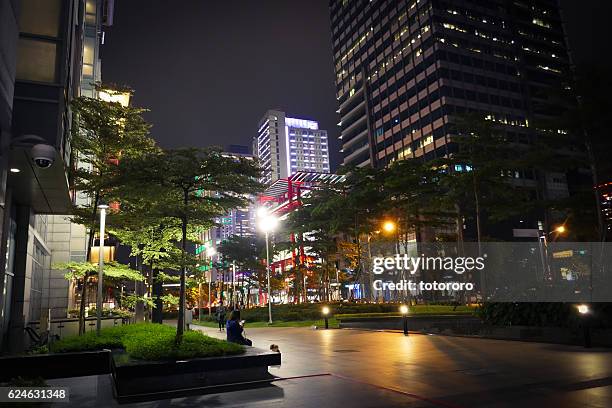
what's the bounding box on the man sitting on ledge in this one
[226,310,253,346]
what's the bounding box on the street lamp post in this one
[265,230,272,323]
[257,208,278,325]
[206,246,216,317]
[400,304,409,336]
[538,224,567,281]
[96,202,109,335]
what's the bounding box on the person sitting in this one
[226,310,252,346]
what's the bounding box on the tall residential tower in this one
[254,110,330,185]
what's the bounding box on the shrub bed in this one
[477,302,612,328]
[50,323,244,360]
[240,303,475,322]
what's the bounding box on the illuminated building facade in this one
[253,110,330,185]
[329,0,572,192]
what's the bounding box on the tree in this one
[439,113,532,249]
[533,64,612,241]
[111,147,262,345]
[69,84,156,334]
[382,158,452,243]
[55,261,144,316]
[217,235,266,306]
[110,216,200,323]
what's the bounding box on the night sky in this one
[101,1,609,172]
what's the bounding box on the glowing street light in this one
[382,220,397,234]
[257,210,279,324]
[554,225,566,234]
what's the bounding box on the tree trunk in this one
[134,255,145,322]
[175,189,188,346]
[584,138,605,241]
[79,190,100,335]
[151,266,163,323]
[472,175,483,256]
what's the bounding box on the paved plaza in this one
[48,325,612,407]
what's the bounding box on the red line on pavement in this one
[329,373,465,408]
[272,373,333,382]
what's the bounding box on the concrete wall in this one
[47,215,88,316]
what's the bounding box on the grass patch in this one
[50,323,244,360]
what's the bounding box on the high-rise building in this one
[0,0,116,351]
[196,149,257,262]
[329,0,572,203]
[46,0,116,323]
[254,110,330,185]
[0,0,95,352]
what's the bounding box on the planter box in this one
[111,347,281,402]
[0,350,112,382]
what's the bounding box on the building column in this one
[8,205,32,353]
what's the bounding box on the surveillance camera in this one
[31,144,56,169]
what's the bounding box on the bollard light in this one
[400,305,409,336]
[577,304,592,348]
[322,306,330,329]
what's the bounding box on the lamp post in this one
[577,304,591,348]
[96,202,109,335]
[400,304,409,336]
[257,208,278,324]
[322,306,330,329]
[206,246,216,317]
[538,224,567,281]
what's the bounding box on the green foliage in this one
[122,329,244,360]
[121,294,155,310]
[50,323,244,360]
[67,307,132,319]
[110,219,202,272]
[156,272,180,283]
[109,147,263,343]
[5,376,47,387]
[218,235,265,272]
[55,261,144,282]
[383,158,453,233]
[26,345,50,355]
[161,294,179,309]
[51,325,128,352]
[237,302,462,322]
[477,302,612,328]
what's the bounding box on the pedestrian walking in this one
[216,302,227,332]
